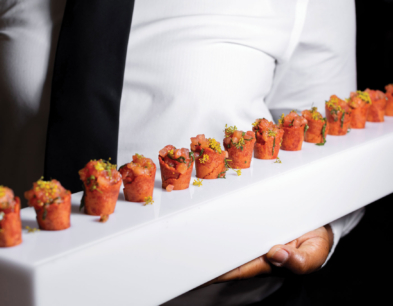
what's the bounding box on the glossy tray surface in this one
[1,118,393,306]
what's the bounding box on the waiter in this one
[0,0,364,305]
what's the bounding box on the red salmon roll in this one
[119,154,156,202]
[252,118,284,159]
[0,186,22,247]
[158,145,194,191]
[301,107,329,145]
[278,111,308,151]
[223,125,255,168]
[325,95,351,136]
[384,84,393,117]
[79,159,122,215]
[25,179,71,230]
[347,91,372,129]
[365,88,387,122]
[190,134,227,179]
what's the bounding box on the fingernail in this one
[270,248,289,266]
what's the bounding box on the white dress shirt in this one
[0,0,364,304]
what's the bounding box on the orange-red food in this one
[24,179,71,231]
[366,89,387,122]
[301,107,329,144]
[384,84,393,117]
[223,126,256,168]
[347,91,372,129]
[119,154,156,202]
[79,159,122,215]
[325,95,352,136]
[158,145,194,190]
[278,111,308,151]
[190,134,227,179]
[252,118,284,159]
[0,186,22,247]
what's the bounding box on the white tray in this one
[1,118,393,306]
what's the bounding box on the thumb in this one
[266,238,329,274]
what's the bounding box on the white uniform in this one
[0,0,364,304]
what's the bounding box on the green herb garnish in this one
[42,205,48,220]
[316,119,327,146]
[330,109,338,122]
[341,112,345,128]
[189,151,195,162]
[272,137,276,156]
[217,171,227,179]
[168,155,186,164]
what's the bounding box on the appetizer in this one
[325,95,351,135]
[79,159,122,215]
[302,107,329,145]
[252,118,284,159]
[190,134,227,179]
[158,145,194,191]
[365,88,387,122]
[0,186,22,247]
[119,154,156,202]
[223,125,255,168]
[278,111,308,151]
[347,91,372,129]
[25,178,71,231]
[385,84,393,116]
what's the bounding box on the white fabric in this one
[118,0,301,165]
[0,0,363,305]
[0,0,67,198]
[265,0,357,113]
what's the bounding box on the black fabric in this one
[250,276,310,306]
[44,0,135,192]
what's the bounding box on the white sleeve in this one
[323,208,365,266]
[0,1,66,200]
[265,0,357,114]
[264,0,363,265]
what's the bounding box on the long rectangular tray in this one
[1,118,393,306]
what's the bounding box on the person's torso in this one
[117,0,302,166]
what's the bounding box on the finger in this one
[213,255,272,284]
[286,239,298,248]
[295,227,329,247]
[266,236,330,274]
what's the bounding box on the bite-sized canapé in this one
[25,179,71,230]
[223,125,255,168]
[158,145,194,191]
[384,84,393,117]
[365,89,387,122]
[252,118,284,159]
[190,134,227,179]
[79,159,122,215]
[119,154,156,202]
[0,186,22,247]
[301,107,329,145]
[278,111,308,151]
[325,95,351,136]
[347,91,372,129]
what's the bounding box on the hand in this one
[208,225,333,285]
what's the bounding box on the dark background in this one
[304,1,393,304]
